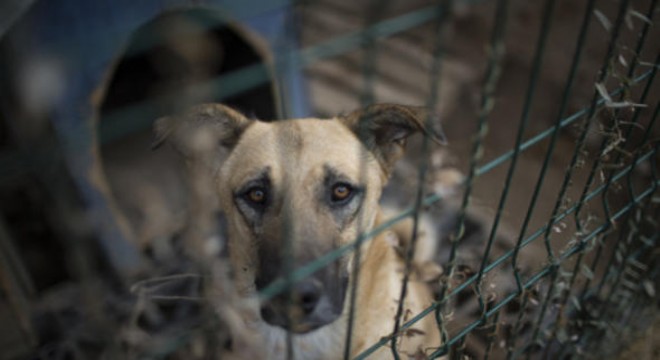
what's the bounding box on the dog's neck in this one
[255,315,348,360]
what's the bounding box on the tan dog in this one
[155,103,445,359]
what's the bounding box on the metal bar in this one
[574,0,656,258]
[492,0,557,291]
[482,311,501,360]
[391,1,451,357]
[474,69,653,178]
[524,267,558,359]
[356,145,658,359]
[533,0,597,257]
[579,43,660,300]
[511,0,598,352]
[592,100,660,298]
[543,0,631,256]
[529,2,659,354]
[343,0,391,356]
[546,0,659,344]
[505,185,658,359]
[435,0,510,346]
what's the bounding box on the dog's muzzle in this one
[259,276,348,333]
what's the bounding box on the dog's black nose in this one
[259,276,345,333]
[294,280,322,315]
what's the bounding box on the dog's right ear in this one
[152,103,252,159]
[339,103,446,177]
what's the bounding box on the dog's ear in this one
[340,103,446,176]
[152,103,252,159]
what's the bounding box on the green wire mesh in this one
[295,0,659,358]
[1,0,659,358]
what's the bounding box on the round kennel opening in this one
[96,8,281,263]
[1,0,309,278]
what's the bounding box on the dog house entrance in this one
[97,9,277,254]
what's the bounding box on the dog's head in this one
[155,103,444,333]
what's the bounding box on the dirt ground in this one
[617,313,660,360]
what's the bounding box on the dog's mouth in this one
[259,276,349,334]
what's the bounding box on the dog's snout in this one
[259,277,344,333]
[294,280,322,315]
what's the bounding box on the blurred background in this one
[0,0,659,358]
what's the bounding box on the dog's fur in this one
[155,103,445,358]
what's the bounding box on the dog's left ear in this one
[152,103,252,160]
[340,103,446,176]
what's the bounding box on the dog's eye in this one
[245,187,267,205]
[331,183,353,203]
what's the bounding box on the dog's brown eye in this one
[331,184,352,202]
[247,188,266,204]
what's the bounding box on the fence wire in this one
[0,0,659,359]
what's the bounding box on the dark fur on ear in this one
[152,103,252,159]
[340,103,446,176]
